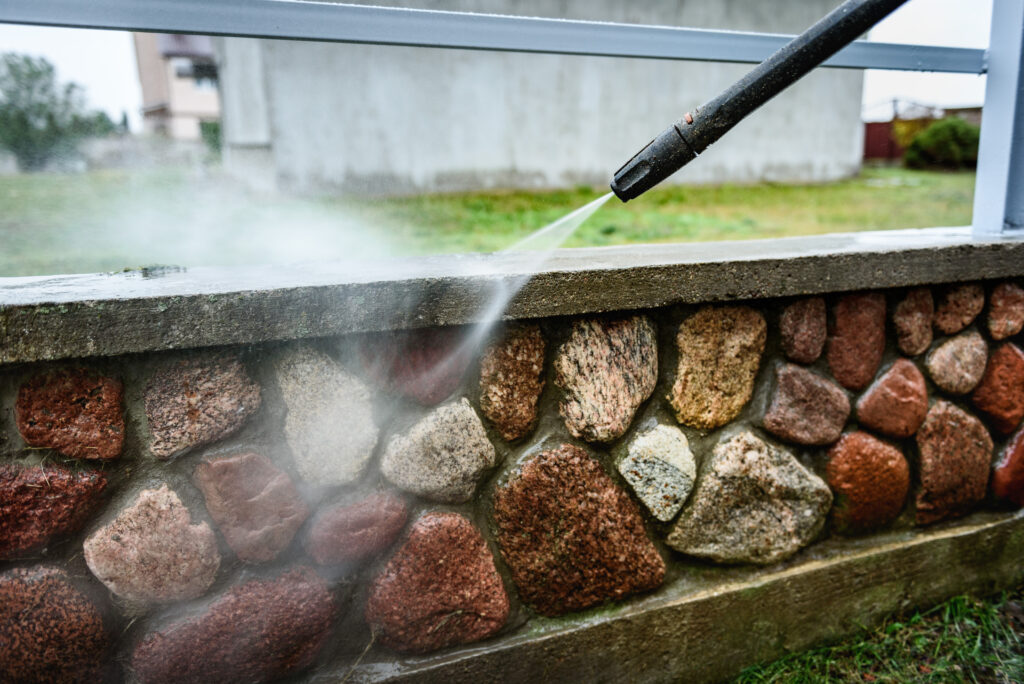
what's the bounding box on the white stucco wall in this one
[218,0,864,194]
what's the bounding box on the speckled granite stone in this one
[915,401,993,524]
[667,431,832,565]
[365,512,509,653]
[144,355,261,459]
[971,342,1024,434]
[15,368,124,460]
[84,485,220,603]
[827,292,886,391]
[131,568,335,684]
[0,463,107,559]
[780,297,826,364]
[934,283,985,335]
[669,306,766,430]
[893,288,934,356]
[479,323,546,441]
[988,282,1024,340]
[493,444,665,616]
[926,331,988,395]
[762,364,850,445]
[826,432,909,534]
[855,359,928,438]
[304,491,408,565]
[0,566,109,684]
[381,398,496,503]
[194,452,309,564]
[275,346,378,486]
[555,316,658,442]
[993,427,1024,507]
[616,425,696,522]
[358,326,472,405]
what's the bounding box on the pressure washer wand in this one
[610,0,909,202]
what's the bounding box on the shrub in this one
[904,117,980,170]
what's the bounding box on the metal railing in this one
[0,0,1020,236]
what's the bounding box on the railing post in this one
[973,0,1024,237]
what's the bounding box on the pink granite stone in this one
[915,401,993,524]
[827,292,886,391]
[855,359,928,438]
[893,288,934,357]
[933,283,984,335]
[993,427,1024,507]
[827,432,909,534]
[780,297,826,364]
[988,281,1024,341]
[925,331,988,395]
[971,342,1024,434]
[304,492,408,565]
[763,364,850,445]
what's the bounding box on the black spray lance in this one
[610,0,910,202]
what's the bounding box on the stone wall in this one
[2,277,1024,683]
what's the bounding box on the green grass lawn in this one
[0,165,975,276]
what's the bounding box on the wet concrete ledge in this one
[2,226,1023,365]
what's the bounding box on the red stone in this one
[193,452,309,564]
[0,463,107,559]
[826,432,909,534]
[365,512,509,653]
[780,297,826,364]
[357,326,472,405]
[827,292,886,391]
[855,359,928,438]
[479,323,546,441]
[892,288,934,356]
[915,401,992,524]
[971,342,1024,434]
[15,368,124,460]
[988,281,1024,340]
[993,428,1024,507]
[762,364,850,445]
[131,568,335,684]
[304,491,408,565]
[492,444,665,616]
[933,282,984,335]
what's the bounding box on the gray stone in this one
[616,425,696,522]
[925,331,988,395]
[381,398,497,503]
[275,346,378,486]
[667,430,832,565]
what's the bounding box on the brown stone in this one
[827,292,886,391]
[971,342,1024,434]
[933,282,985,335]
[304,491,408,565]
[493,444,665,616]
[925,331,988,395]
[0,565,109,684]
[479,323,546,441]
[194,452,309,564]
[554,315,658,442]
[0,463,107,559]
[15,368,124,460]
[357,326,473,405]
[988,281,1024,340]
[893,287,934,356]
[669,305,766,429]
[145,355,261,460]
[780,297,826,364]
[826,432,909,534]
[365,512,509,653]
[131,567,335,684]
[993,428,1024,507]
[855,359,928,438]
[763,364,850,445]
[915,401,993,524]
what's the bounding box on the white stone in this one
[617,425,696,522]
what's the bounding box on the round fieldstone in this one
[131,567,335,684]
[855,359,928,438]
[893,287,934,357]
[84,485,220,603]
[479,323,546,441]
[555,315,658,442]
[925,331,988,395]
[826,432,909,534]
[762,364,850,445]
[667,430,832,565]
[381,398,496,503]
[827,292,886,391]
[493,444,665,616]
[144,355,261,460]
[0,463,107,559]
[993,427,1024,507]
[780,297,826,364]
[971,342,1024,434]
[915,401,993,524]
[304,491,408,565]
[357,326,473,405]
[616,424,697,522]
[669,305,766,430]
[988,281,1024,341]
[0,566,110,684]
[275,346,378,486]
[365,512,509,653]
[15,368,124,460]
[934,283,985,335]
[193,452,309,564]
